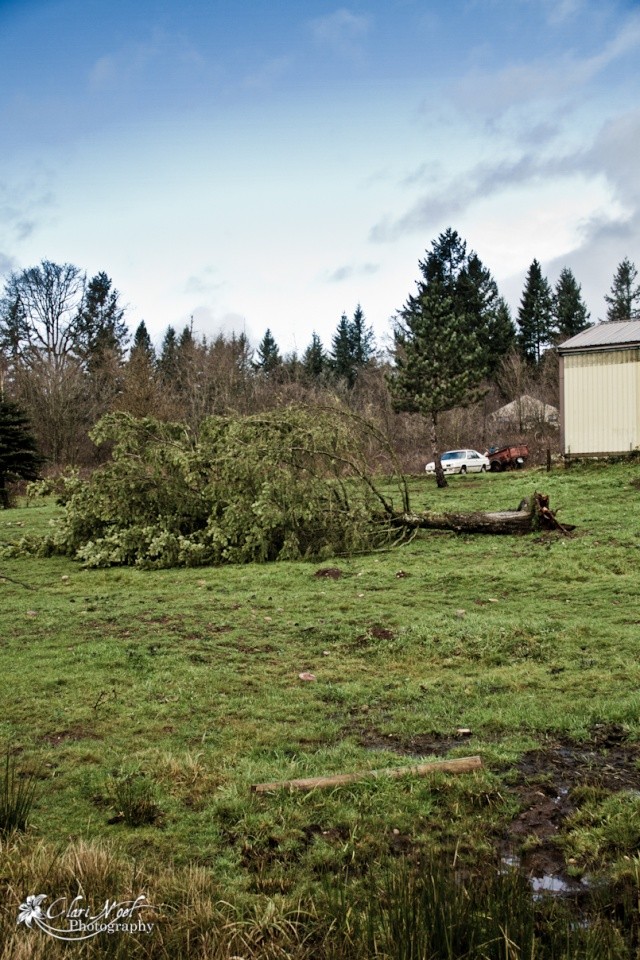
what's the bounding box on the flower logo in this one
[17,895,47,928]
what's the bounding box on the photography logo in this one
[17,893,156,941]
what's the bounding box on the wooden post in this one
[251,756,482,793]
[546,448,551,472]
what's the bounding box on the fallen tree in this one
[389,492,574,536]
[5,408,574,568]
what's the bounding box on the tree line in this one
[0,236,638,492]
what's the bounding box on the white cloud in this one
[242,56,292,91]
[308,8,369,55]
[0,178,54,251]
[326,262,379,282]
[88,29,206,93]
[0,252,18,276]
[189,306,254,344]
[183,267,222,296]
[370,153,586,243]
[452,13,640,118]
[545,0,585,25]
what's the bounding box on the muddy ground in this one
[357,722,640,882]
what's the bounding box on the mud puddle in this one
[503,723,640,886]
[356,722,640,891]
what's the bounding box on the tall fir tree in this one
[255,328,282,375]
[517,259,554,364]
[389,279,485,488]
[421,228,468,286]
[553,268,591,340]
[157,325,179,385]
[178,323,195,353]
[457,256,515,375]
[75,272,129,369]
[330,306,375,388]
[302,332,327,382]
[604,258,640,322]
[331,313,354,386]
[119,321,158,417]
[410,228,514,377]
[0,395,43,507]
[131,320,156,363]
[349,304,375,366]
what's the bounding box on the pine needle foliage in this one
[44,407,397,568]
[0,396,43,508]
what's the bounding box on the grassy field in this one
[1,460,639,957]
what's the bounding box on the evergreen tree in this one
[75,272,128,369]
[389,279,485,488]
[604,258,640,322]
[0,395,43,507]
[0,296,25,360]
[119,322,158,417]
[457,257,516,375]
[349,304,375,366]
[411,228,514,377]
[421,228,468,286]
[553,268,591,340]
[330,306,375,388]
[255,328,282,375]
[517,260,554,364]
[331,313,356,387]
[157,326,179,385]
[131,321,156,363]
[178,323,195,353]
[302,332,327,382]
[488,298,517,366]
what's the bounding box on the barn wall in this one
[563,348,640,455]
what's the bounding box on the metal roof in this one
[558,320,640,352]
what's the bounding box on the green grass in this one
[1,461,639,956]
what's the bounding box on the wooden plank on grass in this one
[251,755,482,793]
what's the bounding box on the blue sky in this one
[1,0,639,354]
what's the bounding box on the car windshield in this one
[442,451,464,460]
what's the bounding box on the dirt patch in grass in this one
[42,724,101,746]
[235,641,277,654]
[357,728,473,757]
[353,624,396,647]
[137,614,186,626]
[503,724,640,878]
[314,567,344,579]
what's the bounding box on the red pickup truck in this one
[485,444,529,472]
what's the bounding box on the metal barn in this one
[558,320,640,457]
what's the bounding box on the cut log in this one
[390,492,574,535]
[251,755,482,793]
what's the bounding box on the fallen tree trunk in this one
[389,492,574,535]
[251,756,482,793]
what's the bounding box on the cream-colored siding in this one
[563,349,640,455]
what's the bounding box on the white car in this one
[425,449,490,475]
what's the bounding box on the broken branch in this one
[251,755,482,793]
